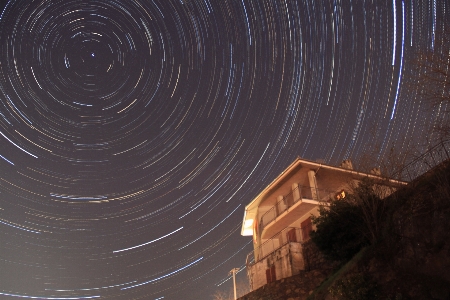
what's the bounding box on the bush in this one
[311,179,387,262]
[311,199,369,262]
[329,274,379,300]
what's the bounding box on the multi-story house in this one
[241,157,406,291]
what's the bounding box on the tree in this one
[416,30,450,142]
[212,280,250,300]
[311,178,392,262]
[311,196,368,262]
[212,290,230,300]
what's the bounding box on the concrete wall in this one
[290,242,305,274]
[260,237,280,258]
[248,242,303,291]
[247,240,328,291]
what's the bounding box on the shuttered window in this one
[301,217,312,241]
[265,265,276,284]
[286,228,297,242]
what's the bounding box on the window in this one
[266,265,276,284]
[335,189,346,200]
[286,228,297,242]
[301,217,312,241]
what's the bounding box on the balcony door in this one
[265,265,276,284]
[301,217,312,241]
[286,228,297,242]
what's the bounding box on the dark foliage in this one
[415,29,450,142]
[310,179,388,262]
[310,198,369,262]
[329,274,379,300]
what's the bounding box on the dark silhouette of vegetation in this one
[310,197,368,262]
[414,29,450,142]
[311,159,450,299]
[310,178,390,262]
[329,273,379,300]
[212,280,250,300]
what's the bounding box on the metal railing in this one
[246,225,312,267]
[259,185,333,231]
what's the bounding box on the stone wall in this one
[302,240,327,271]
[241,241,335,300]
[238,269,331,300]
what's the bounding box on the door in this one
[301,217,312,241]
[266,265,276,284]
[286,228,297,242]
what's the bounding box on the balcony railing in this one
[259,185,332,231]
[246,225,312,267]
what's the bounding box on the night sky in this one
[0,0,448,299]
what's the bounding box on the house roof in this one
[241,157,407,236]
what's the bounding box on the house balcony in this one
[258,185,333,239]
[245,226,316,291]
[246,227,310,267]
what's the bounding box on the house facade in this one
[241,158,406,291]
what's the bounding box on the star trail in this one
[0,0,448,299]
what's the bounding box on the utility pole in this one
[229,268,239,300]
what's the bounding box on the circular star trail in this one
[0,0,448,299]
